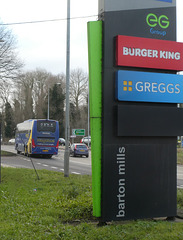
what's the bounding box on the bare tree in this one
[14,69,66,122]
[69,69,88,133]
[0,23,23,110]
[13,99,23,125]
[33,69,65,119]
[0,80,12,104]
[18,72,35,119]
[70,68,88,111]
[33,69,52,118]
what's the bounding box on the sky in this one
[0,0,182,75]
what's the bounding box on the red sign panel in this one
[116,35,183,71]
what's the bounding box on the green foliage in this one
[177,189,183,209]
[4,102,15,138]
[49,83,65,137]
[0,168,183,239]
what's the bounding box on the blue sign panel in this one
[157,0,172,2]
[116,70,183,103]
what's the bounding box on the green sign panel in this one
[72,129,85,136]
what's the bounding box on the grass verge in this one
[0,167,183,239]
[177,148,183,165]
[1,150,16,156]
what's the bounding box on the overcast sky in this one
[0,0,182,75]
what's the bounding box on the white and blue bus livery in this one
[15,119,59,158]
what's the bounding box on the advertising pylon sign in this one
[88,0,183,221]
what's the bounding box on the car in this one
[80,136,91,146]
[70,143,89,158]
[8,138,15,144]
[59,138,65,146]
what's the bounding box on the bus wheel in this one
[46,155,52,159]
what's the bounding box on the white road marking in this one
[70,160,90,166]
[23,158,30,162]
[51,166,58,169]
[72,172,81,175]
[43,164,48,167]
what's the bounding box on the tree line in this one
[0,25,89,141]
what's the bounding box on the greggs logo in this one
[123,81,132,91]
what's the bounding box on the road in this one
[2,144,183,189]
[1,144,91,175]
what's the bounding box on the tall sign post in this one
[88,0,183,221]
[64,0,71,178]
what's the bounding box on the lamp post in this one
[64,0,70,177]
[0,39,4,184]
[47,87,50,120]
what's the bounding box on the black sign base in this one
[102,143,177,221]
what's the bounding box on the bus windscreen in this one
[37,121,56,133]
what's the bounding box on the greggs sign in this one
[116,70,183,103]
[116,35,183,71]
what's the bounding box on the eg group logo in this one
[146,13,169,37]
[146,13,169,29]
[116,70,183,104]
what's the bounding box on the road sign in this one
[72,129,85,136]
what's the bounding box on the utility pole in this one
[64,0,70,177]
[47,88,49,120]
[0,40,4,184]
